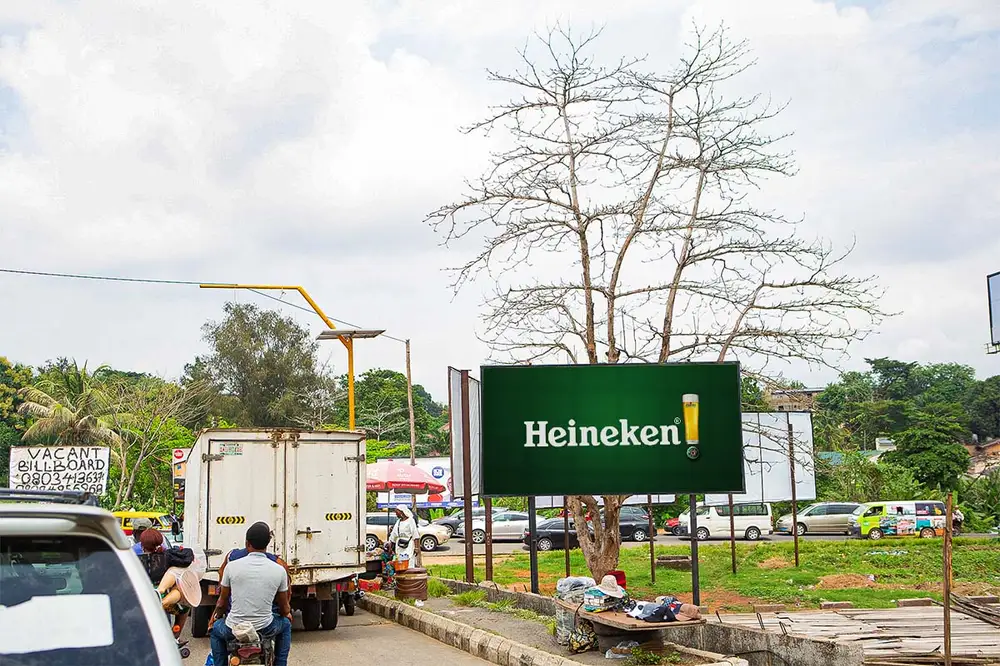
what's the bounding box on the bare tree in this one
[105,378,212,510]
[357,393,409,442]
[428,25,886,578]
[284,356,345,430]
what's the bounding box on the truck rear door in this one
[204,437,283,571]
[283,434,364,569]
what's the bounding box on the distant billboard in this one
[989,272,1000,346]
[449,368,482,496]
[376,457,475,509]
[705,412,816,505]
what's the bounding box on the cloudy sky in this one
[1,0,998,401]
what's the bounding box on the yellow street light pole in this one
[199,283,380,430]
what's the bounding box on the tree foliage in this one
[195,302,322,427]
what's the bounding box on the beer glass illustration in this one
[682,394,699,446]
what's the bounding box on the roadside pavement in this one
[181,607,490,665]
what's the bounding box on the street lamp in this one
[316,329,384,431]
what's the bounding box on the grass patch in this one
[427,537,1000,610]
[452,589,488,607]
[624,647,682,665]
[427,578,452,598]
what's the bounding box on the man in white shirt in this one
[209,522,292,666]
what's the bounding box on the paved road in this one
[182,608,488,665]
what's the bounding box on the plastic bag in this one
[605,640,640,659]
[232,621,259,643]
[568,620,598,653]
[556,576,595,597]
[555,608,575,646]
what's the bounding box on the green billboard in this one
[480,363,744,496]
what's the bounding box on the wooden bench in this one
[554,597,704,650]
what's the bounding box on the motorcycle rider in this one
[209,522,292,666]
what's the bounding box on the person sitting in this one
[209,522,292,666]
[138,529,196,639]
[130,517,153,555]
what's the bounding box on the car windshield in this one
[852,505,866,516]
[0,534,156,666]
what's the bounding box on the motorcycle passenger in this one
[138,529,196,640]
[209,522,292,666]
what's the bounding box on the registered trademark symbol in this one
[674,417,681,425]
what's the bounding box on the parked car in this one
[0,488,182,666]
[776,502,861,535]
[432,506,499,537]
[609,506,654,542]
[664,514,685,536]
[456,511,541,543]
[364,512,451,552]
[677,503,773,541]
[523,518,580,551]
[848,500,947,540]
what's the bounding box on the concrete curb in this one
[359,593,746,666]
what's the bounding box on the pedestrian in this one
[388,505,418,572]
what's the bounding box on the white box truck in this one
[183,428,366,637]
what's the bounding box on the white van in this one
[679,503,773,541]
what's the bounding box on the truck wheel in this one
[191,606,213,638]
[342,592,356,616]
[321,599,340,629]
[302,599,322,631]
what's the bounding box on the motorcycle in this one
[226,624,276,666]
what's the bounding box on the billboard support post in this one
[728,493,737,574]
[648,495,656,583]
[563,496,571,577]
[528,496,539,594]
[485,497,494,582]
[787,416,800,568]
[689,493,700,606]
[461,370,474,583]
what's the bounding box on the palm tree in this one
[17,361,122,450]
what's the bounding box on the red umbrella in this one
[366,459,446,494]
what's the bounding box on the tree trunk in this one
[569,494,624,580]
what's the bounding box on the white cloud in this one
[1,0,998,400]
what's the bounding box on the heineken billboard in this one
[480,362,744,496]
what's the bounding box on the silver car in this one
[0,489,181,666]
[776,501,861,535]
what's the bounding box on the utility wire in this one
[0,266,407,343]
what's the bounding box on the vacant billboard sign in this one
[9,446,111,495]
[480,363,744,496]
[990,271,1000,346]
